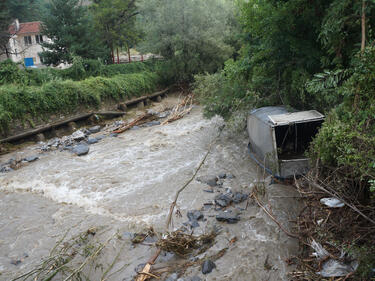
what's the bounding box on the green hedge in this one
[0,58,160,86]
[0,71,159,134]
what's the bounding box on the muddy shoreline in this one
[0,95,301,280]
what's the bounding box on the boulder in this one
[72,143,89,156]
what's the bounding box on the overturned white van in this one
[247,106,325,179]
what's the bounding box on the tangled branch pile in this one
[161,94,194,125]
[12,228,115,281]
[291,174,375,280]
[156,230,216,257]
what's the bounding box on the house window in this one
[24,36,32,46]
[35,35,43,44]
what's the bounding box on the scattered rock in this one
[24,155,39,162]
[233,192,248,204]
[72,143,90,156]
[0,165,13,173]
[214,193,233,207]
[96,135,106,140]
[109,133,119,138]
[47,137,61,147]
[216,211,240,224]
[187,210,204,221]
[189,220,200,228]
[203,189,214,193]
[87,137,99,145]
[202,260,216,274]
[197,175,217,187]
[190,277,202,281]
[131,126,140,130]
[183,220,200,228]
[71,130,86,141]
[88,125,101,134]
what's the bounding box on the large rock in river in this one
[73,143,90,156]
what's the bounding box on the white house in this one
[5,19,47,67]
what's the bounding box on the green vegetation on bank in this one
[0,59,165,135]
[0,58,157,86]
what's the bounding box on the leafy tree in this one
[91,0,140,64]
[39,0,109,65]
[138,0,235,81]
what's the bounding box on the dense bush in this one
[0,71,159,134]
[0,60,29,86]
[309,47,375,197]
[194,59,261,120]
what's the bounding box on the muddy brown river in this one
[0,96,300,280]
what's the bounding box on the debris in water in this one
[156,231,216,257]
[310,239,329,260]
[320,197,345,208]
[161,94,194,125]
[317,259,358,277]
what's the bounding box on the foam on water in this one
[0,110,223,226]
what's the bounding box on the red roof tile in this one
[9,21,41,35]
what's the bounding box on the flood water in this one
[0,96,301,280]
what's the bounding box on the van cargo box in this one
[247,106,324,179]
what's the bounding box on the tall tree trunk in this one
[127,46,131,63]
[111,46,115,64]
[361,0,366,53]
[117,47,120,64]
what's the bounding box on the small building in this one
[5,19,47,67]
[247,106,325,179]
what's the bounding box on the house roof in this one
[9,21,42,35]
